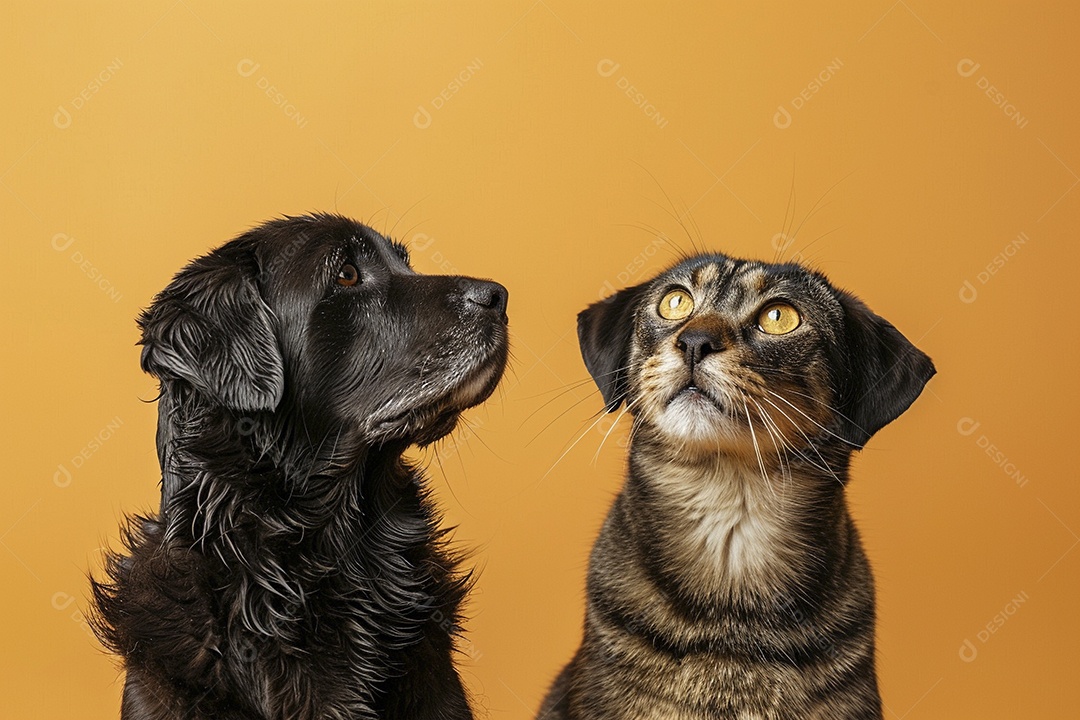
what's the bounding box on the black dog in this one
[91,214,509,720]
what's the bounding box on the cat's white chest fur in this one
[644,457,801,591]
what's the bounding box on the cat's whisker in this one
[746,395,793,496]
[787,172,853,249]
[764,389,862,449]
[523,390,605,447]
[517,374,601,402]
[684,206,708,256]
[593,395,641,464]
[740,392,777,502]
[614,222,691,263]
[541,392,639,481]
[790,225,844,264]
[755,393,834,469]
[758,395,844,486]
[744,365,835,385]
[775,159,798,264]
[626,415,644,451]
[518,377,603,430]
[760,384,869,437]
[522,363,635,444]
[634,162,700,255]
[763,412,797,495]
[743,369,869,436]
[749,399,786,487]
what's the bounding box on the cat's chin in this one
[651,393,749,452]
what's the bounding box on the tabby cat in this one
[540,253,935,720]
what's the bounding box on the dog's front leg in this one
[381,633,472,720]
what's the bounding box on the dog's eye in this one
[658,289,694,320]
[337,264,360,287]
[758,303,801,335]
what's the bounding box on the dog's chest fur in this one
[206,468,447,717]
[99,442,463,720]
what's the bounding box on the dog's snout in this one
[677,327,723,368]
[463,280,508,315]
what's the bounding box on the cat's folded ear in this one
[138,251,285,412]
[837,291,936,448]
[578,285,644,412]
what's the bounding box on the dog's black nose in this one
[677,327,723,368]
[463,280,508,315]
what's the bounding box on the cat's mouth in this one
[651,379,751,450]
[666,382,732,421]
[636,353,748,446]
[671,383,726,412]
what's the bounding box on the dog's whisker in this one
[396,217,431,248]
[457,414,510,464]
[429,441,478,521]
[388,195,428,240]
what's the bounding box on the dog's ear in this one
[836,290,936,448]
[577,285,644,412]
[139,251,284,412]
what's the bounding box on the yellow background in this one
[2,2,1077,718]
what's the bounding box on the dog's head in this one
[578,253,934,460]
[139,214,509,448]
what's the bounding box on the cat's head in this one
[578,253,935,460]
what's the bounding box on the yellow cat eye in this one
[757,302,801,335]
[658,289,695,321]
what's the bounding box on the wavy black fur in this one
[91,214,509,720]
